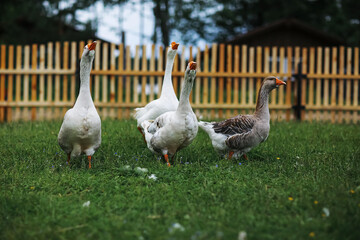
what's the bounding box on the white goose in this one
[141,62,198,166]
[134,42,180,135]
[198,76,286,160]
[58,41,101,168]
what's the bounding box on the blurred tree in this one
[0,0,101,44]
[200,0,360,45]
[146,0,360,46]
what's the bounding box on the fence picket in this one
[157,46,163,96]
[316,47,322,121]
[270,46,277,120]
[353,47,359,123]
[61,42,69,117]
[338,46,345,123]
[301,48,307,121]
[23,45,30,120]
[117,43,124,119]
[7,45,14,121]
[233,45,240,116]
[54,42,60,119]
[141,45,147,104]
[46,42,53,120]
[324,47,330,121]
[279,47,285,121]
[210,43,217,118]
[189,46,193,104]
[218,44,225,118]
[38,45,45,120]
[102,43,109,119]
[70,42,76,103]
[109,43,116,118]
[203,44,209,118]
[125,45,132,118]
[0,45,6,121]
[241,45,248,115]
[285,47,292,121]
[308,47,315,121]
[226,45,232,118]
[195,47,201,117]
[331,47,337,123]
[149,44,155,101]
[94,41,101,108]
[249,47,255,108]
[345,47,352,123]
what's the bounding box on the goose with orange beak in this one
[199,76,286,160]
[58,41,101,168]
[134,42,180,139]
[141,62,198,166]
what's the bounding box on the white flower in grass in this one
[82,201,90,207]
[238,231,247,240]
[135,167,148,173]
[124,165,131,169]
[148,174,157,181]
[168,223,185,233]
[322,207,330,217]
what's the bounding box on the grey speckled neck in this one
[254,86,271,122]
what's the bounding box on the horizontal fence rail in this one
[0,41,359,123]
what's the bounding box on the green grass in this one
[1,120,360,240]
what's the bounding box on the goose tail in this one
[198,121,215,134]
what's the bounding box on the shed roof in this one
[224,18,344,47]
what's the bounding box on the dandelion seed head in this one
[322,207,330,217]
[82,201,90,207]
[168,222,185,233]
[148,174,157,180]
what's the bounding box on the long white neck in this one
[74,59,94,108]
[177,71,194,114]
[254,85,271,121]
[160,49,177,98]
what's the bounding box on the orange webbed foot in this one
[87,156,92,169]
[164,154,171,167]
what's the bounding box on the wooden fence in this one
[0,41,359,123]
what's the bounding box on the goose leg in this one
[243,154,248,160]
[67,153,71,166]
[164,154,171,167]
[87,156,92,169]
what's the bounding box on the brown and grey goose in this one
[198,76,286,159]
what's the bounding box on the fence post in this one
[292,62,307,120]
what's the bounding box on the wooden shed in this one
[224,18,344,47]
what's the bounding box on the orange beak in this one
[189,61,197,70]
[276,78,286,85]
[87,41,97,51]
[171,42,179,50]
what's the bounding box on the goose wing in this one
[213,115,256,150]
[213,115,256,136]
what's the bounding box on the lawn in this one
[0,120,359,240]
